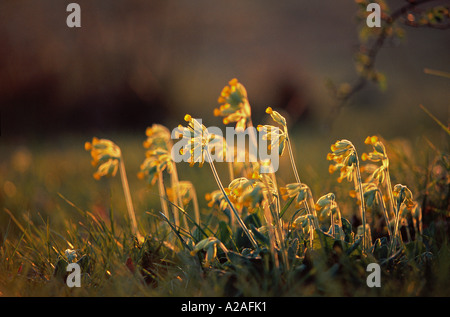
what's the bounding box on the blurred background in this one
[1,0,448,138]
[0,0,448,231]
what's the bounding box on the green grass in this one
[0,127,448,297]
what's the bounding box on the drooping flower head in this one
[138,123,178,186]
[178,114,226,167]
[143,124,173,151]
[393,184,415,209]
[315,193,337,220]
[224,177,272,212]
[360,135,390,184]
[167,181,195,207]
[361,135,387,163]
[265,107,287,128]
[279,183,309,207]
[327,139,358,183]
[349,182,379,209]
[137,148,174,185]
[257,124,287,156]
[214,78,251,131]
[85,137,121,180]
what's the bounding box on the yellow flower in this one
[258,124,287,156]
[393,184,414,208]
[265,107,286,127]
[327,139,358,183]
[138,148,173,186]
[167,181,195,206]
[280,183,310,207]
[328,164,337,174]
[178,114,225,167]
[143,124,172,151]
[225,177,271,212]
[361,135,389,184]
[315,193,337,219]
[364,135,378,145]
[214,78,251,130]
[85,137,121,180]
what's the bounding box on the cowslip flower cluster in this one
[265,106,287,127]
[138,148,174,185]
[138,124,175,185]
[178,114,226,167]
[292,214,315,232]
[279,183,309,207]
[327,139,358,183]
[314,193,338,220]
[257,107,289,156]
[393,184,415,209]
[166,181,195,207]
[226,177,269,212]
[214,78,251,131]
[362,136,387,162]
[361,135,390,182]
[205,190,228,210]
[85,137,121,180]
[85,137,142,241]
[143,124,172,151]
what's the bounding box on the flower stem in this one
[188,182,201,225]
[286,131,315,228]
[390,188,404,255]
[170,165,189,230]
[385,167,397,220]
[354,158,368,251]
[157,171,171,222]
[206,151,258,249]
[376,189,393,240]
[286,131,301,184]
[119,158,142,241]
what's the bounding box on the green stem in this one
[170,165,189,231]
[189,182,201,225]
[390,188,404,255]
[286,130,315,227]
[354,158,368,251]
[157,171,171,221]
[330,212,336,238]
[119,159,142,241]
[376,189,393,240]
[307,188,320,230]
[384,164,396,219]
[206,151,258,249]
[228,162,234,182]
[286,131,301,184]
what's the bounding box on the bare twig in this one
[326,0,445,127]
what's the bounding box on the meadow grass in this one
[0,82,449,297]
